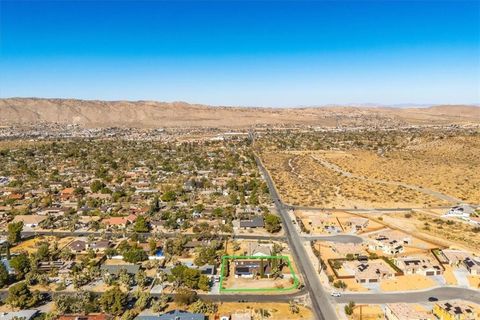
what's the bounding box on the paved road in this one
[255,155,337,320]
[0,288,308,302]
[302,234,363,244]
[335,287,480,304]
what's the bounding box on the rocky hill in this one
[0,98,478,128]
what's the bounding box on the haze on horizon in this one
[1,0,479,107]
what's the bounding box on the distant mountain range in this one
[0,98,479,128]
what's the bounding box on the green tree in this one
[152,294,169,313]
[90,180,105,193]
[264,214,281,233]
[161,190,176,202]
[7,221,23,244]
[123,247,148,263]
[344,301,355,315]
[174,288,197,306]
[99,286,127,315]
[0,262,9,287]
[133,216,150,233]
[135,269,148,288]
[198,275,210,291]
[6,282,39,309]
[10,253,31,279]
[191,300,218,314]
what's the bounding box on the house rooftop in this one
[135,310,205,320]
[0,310,38,320]
[239,216,264,228]
[437,301,475,316]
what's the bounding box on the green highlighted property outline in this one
[219,255,300,292]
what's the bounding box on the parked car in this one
[331,292,341,297]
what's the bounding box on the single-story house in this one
[238,216,264,229]
[234,259,271,278]
[355,262,395,283]
[12,215,48,228]
[395,257,443,276]
[69,240,87,253]
[101,263,140,276]
[463,257,480,276]
[135,310,205,320]
[385,303,433,320]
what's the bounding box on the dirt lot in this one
[261,151,447,208]
[349,304,384,320]
[154,301,314,319]
[260,133,480,208]
[320,134,480,203]
[381,212,480,254]
[11,236,74,254]
[380,275,437,292]
[468,276,480,289]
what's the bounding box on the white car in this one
[331,292,341,297]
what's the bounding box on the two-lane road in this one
[335,287,480,304]
[255,155,337,320]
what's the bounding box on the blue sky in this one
[1,0,479,106]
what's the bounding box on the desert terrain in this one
[259,130,480,208]
[0,98,479,128]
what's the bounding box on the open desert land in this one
[379,211,480,253]
[348,304,384,320]
[216,302,313,320]
[260,151,449,208]
[1,98,479,128]
[259,129,480,208]
[10,236,75,254]
[315,133,480,204]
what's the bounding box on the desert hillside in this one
[0,98,478,128]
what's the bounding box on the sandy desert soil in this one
[261,151,447,208]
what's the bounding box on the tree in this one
[35,243,50,261]
[198,275,210,291]
[289,300,300,314]
[265,214,281,233]
[99,286,127,315]
[118,269,131,289]
[333,280,347,289]
[332,260,342,269]
[161,190,176,202]
[191,300,218,314]
[174,288,197,306]
[133,291,150,311]
[193,246,218,266]
[7,221,23,244]
[90,180,105,193]
[135,269,148,288]
[6,282,39,309]
[54,291,96,314]
[10,253,31,279]
[168,265,206,290]
[133,216,150,233]
[123,247,148,263]
[152,294,169,313]
[0,262,9,287]
[344,301,355,315]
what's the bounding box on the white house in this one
[443,205,475,219]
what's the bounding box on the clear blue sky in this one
[1,0,479,106]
